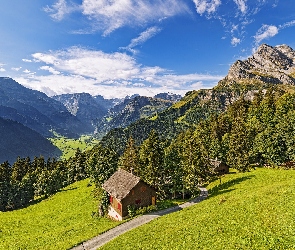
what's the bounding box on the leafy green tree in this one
[227,121,249,171]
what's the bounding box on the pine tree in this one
[86,144,118,187]
[0,161,11,211]
[139,130,165,197]
[118,137,140,174]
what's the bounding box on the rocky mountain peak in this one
[226,43,295,85]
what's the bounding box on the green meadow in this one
[100,168,295,250]
[0,179,120,250]
[50,135,99,160]
[1,168,295,250]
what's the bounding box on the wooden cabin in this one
[210,159,229,175]
[102,168,156,221]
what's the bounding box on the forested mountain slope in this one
[95,95,179,138]
[101,44,295,154]
[0,117,61,163]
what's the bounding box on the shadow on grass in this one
[209,175,254,198]
[57,187,78,193]
[11,187,79,211]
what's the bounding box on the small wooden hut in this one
[102,168,156,221]
[210,159,229,175]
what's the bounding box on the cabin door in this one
[152,196,156,206]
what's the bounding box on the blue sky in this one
[0,0,294,98]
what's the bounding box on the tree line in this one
[0,146,118,211]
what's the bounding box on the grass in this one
[50,135,99,160]
[100,168,295,250]
[0,179,121,250]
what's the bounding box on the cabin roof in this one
[102,168,141,200]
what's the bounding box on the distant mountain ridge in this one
[94,94,181,137]
[0,77,89,137]
[52,93,108,130]
[52,92,182,138]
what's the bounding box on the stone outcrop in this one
[226,44,295,85]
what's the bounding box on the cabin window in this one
[110,196,113,203]
[132,190,135,195]
[135,199,141,205]
[141,186,147,192]
[117,203,121,211]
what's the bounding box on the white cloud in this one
[40,66,61,75]
[122,26,162,54]
[17,47,223,98]
[193,0,221,15]
[279,20,295,29]
[231,37,241,46]
[0,68,6,72]
[254,24,278,44]
[22,59,33,63]
[46,0,189,35]
[11,67,22,71]
[233,0,247,14]
[43,0,79,21]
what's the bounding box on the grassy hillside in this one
[0,179,120,250]
[101,168,295,249]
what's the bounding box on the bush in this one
[127,205,137,218]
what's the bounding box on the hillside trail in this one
[71,187,208,250]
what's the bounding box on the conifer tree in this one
[118,137,140,174]
[0,161,11,211]
[139,130,165,197]
[87,144,118,187]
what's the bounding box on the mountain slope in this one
[0,77,89,137]
[226,44,295,85]
[95,95,179,138]
[101,44,295,154]
[53,93,108,130]
[0,117,61,163]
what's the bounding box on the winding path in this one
[71,187,208,250]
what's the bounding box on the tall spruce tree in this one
[118,137,140,174]
[0,161,11,211]
[139,130,165,197]
[86,144,118,187]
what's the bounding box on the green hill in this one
[100,168,295,250]
[0,179,121,250]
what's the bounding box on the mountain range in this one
[0,77,181,163]
[101,44,295,153]
[1,43,294,163]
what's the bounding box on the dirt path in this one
[71,187,208,250]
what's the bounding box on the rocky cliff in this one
[226,44,295,85]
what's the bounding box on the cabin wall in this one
[109,196,123,219]
[122,181,156,217]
